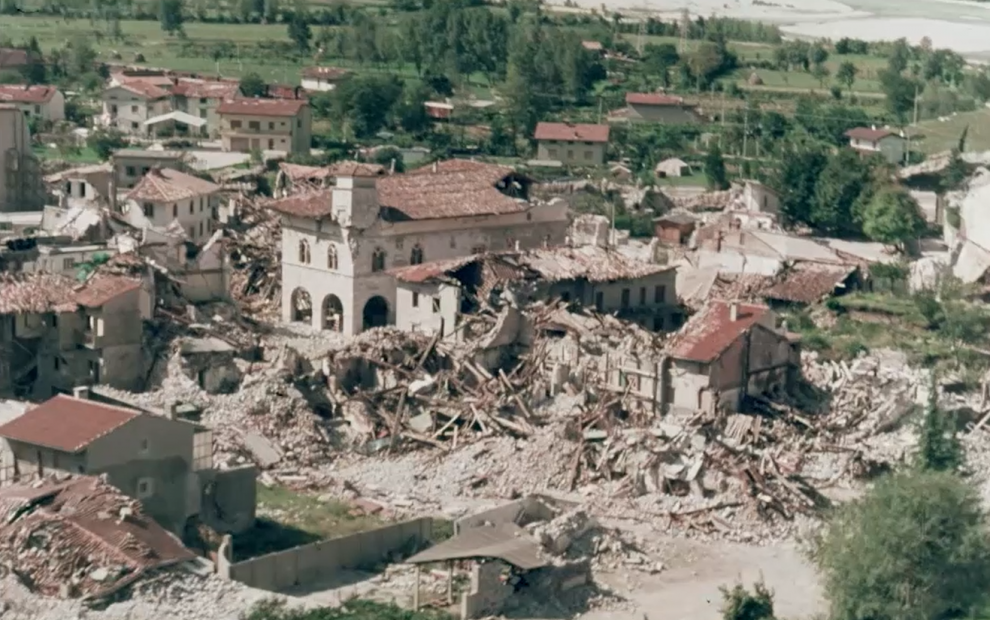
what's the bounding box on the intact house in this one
[388,245,682,338]
[611,93,701,124]
[0,85,65,124]
[120,167,221,243]
[300,66,350,92]
[0,271,152,400]
[217,98,312,155]
[169,78,241,138]
[665,300,800,413]
[533,122,610,167]
[269,159,570,336]
[844,127,906,165]
[101,81,172,136]
[0,391,257,535]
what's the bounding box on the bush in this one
[720,580,776,620]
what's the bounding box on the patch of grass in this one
[655,171,707,187]
[32,145,102,163]
[234,483,386,560]
[913,107,990,155]
[828,292,921,319]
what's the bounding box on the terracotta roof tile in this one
[0,475,194,599]
[218,98,306,116]
[0,48,28,68]
[845,127,898,141]
[378,164,527,220]
[127,167,219,202]
[74,275,143,307]
[668,300,771,362]
[518,246,673,283]
[266,189,334,219]
[0,273,78,314]
[406,159,496,175]
[581,41,603,51]
[0,84,59,104]
[115,81,170,100]
[388,255,482,283]
[0,394,139,452]
[762,264,856,304]
[279,162,334,181]
[534,122,609,143]
[625,92,684,106]
[325,161,385,177]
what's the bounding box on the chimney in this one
[432,160,439,174]
[73,386,91,400]
[109,155,118,213]
[389,158,396,174]
[168,401,179,420]
[871,124,876,130]
[514,239,521,251]
[729,302,739,322]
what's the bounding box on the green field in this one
[626,33,777,63]
[913,107,990,154]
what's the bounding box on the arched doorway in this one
[322,294,344,332]
[289,287,312,323]
[362,296,389,331]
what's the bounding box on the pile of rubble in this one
[0,475,194,600]
[225,197,281,320]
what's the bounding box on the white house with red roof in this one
[123,167,221,243]
[534,122,610,166]
[0,84,65,123]
[101,81,172,135]
[217,98,312,154]
[844,126,906,165]
[266,159,569,335]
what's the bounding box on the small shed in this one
[653,211,698,245]
[655,157,693,178]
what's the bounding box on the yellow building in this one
[217,98,312,155]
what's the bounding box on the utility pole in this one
[597,96,603,124]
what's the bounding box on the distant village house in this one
[534,122,610,167]
[844,127,906,165]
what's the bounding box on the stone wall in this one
[220,517,432,591]
[460,560,512,620]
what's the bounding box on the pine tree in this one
[916,373,963,473]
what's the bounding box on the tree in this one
[941,149,968,192]
[812,470,990,620]
[287,12,311,53]
[887,37,910,74]
[862,185,925,247]
[811,63,830,88]
[774,148,827,226]
[720,580,776,620]
[240,72,267,97]
[486,113,515,156]
[878,69,917,123]
[371,146,404,172]
[159,0,184,36]
[87,128,127,159]
[836,60,857,89]
[916,373,963,473]
[333,74,403,137]
[704,143,729,190]
[810,149,871,236]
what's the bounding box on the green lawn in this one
[913,107,990,155]
[32,145,102,163]
[233,483,387,560]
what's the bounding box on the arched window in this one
[327,244,338,270]
[410,244,424,265]
[372,248,386,272]
[298,239,310,264]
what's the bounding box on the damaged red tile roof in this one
[127,167,219,202]
[266,188,334,219]
[388,255,482,283]
[218,98,306,116]
[0,395,139,452]
[0,84,60,104]
[378,164,526,220]
[518,246,673,283]
[279,162,334,181]
[0,273,78,314]
[406,159,502,175]
[326,160,386,177]
[74,275,143,308]
[115,81,170,100]
[172,78,240,99]
[534,122,609,143]
[668,300,771,362]
[625,92,684,106]
[0,475,194,599]
[762,264,855,304]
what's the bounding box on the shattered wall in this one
[197,464,257,534]
[395,281,461,337]
[454,496,561,535]
[225,517,433,591]
[89,287,147,391]
[460,560,512,620]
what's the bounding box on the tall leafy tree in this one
[810,148,871,236]
[159,0,184,36]
[774,148,827,226]
[812,470,990,620]
[862,185,925,247]
[704,143,729,190]
[240,72,267,97]
[836,60,857,89]
[287,12,312,53]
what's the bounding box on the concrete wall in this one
[454,496,559,535]
[115,155,184,189]
[536,141,606,166]
[224,517,433,591]
[460,560,512,620]
[198,465,257,534]
[103,87,170,135]
[221,107,312,154]
[395,281,461,337]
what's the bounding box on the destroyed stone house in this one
[665,301,799,413]
[0,475,195,599]
[388,245,682,337]
[269,159,570,335]
[113,149,186,189]
[120,167,221,244]
[0,391,257,535]
[0,271,152,399]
